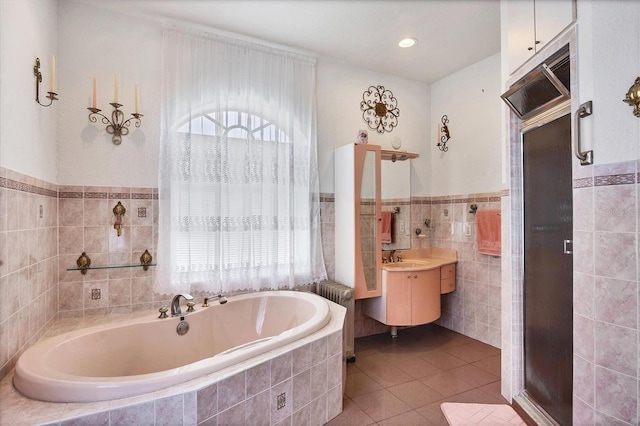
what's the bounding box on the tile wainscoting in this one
[0,167,59,380]
[57,185,158,318]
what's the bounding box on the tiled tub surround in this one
[57,185,158,318]
[0,302,346,426]
[0,167,59,381]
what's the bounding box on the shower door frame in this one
[503,26,579,426]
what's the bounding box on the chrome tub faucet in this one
[171,293,194,317]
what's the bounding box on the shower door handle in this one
[563,239,573,255]
[574,101,593,165]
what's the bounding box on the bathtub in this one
[13,290,331,403]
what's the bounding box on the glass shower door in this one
[522,113,573,425]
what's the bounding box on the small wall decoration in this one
[357,129,368,144]
[360,85,399,134]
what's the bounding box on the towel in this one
[381,211,392,244]
[477,210,501,256]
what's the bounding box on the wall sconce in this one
[140,249,153,271]
[33,57,58,107]
[623,77,640,117]
[436,115,451,152]
[88,75,143,145]
[76,252,91,275]
[113,201,126,236]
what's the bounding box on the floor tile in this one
[360,364,414,388]
[326,398,376,426]
[396,356,443,379]
[447,388,505,405]
[472,354,501,376]
[448,364,499,388]
[420,350,468,371]
[444,344,493,363]
[348,324,505,425]
[465,340,501,356]
[376,409,430,425]
[345,371,383,398]
[420,371,476,399]
[386,380,443,409]
[351,389,412,422]
[415,401,450,425]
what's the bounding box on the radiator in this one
[317,280,355,362]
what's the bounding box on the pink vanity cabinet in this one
[363,267,441,327]
[440,263,456,294]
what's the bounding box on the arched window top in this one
[177,110,290,143]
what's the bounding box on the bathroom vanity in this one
[362,248,457,336]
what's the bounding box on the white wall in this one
[430,53,502,196]
[0,0,59,182]
[56,2,433,194]
[57,1,161,187]
[316,57,431,195]
[577,0,640,164]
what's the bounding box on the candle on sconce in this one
[114,72,119,104]
[134,84,139,114]
[437,123,441,143]
[50,56,56,92]
[92,77,97,109]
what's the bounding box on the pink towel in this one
[381,211,392,244]
[477,210,501,256]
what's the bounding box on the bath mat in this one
[440,402,526,425]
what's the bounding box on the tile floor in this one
[328,323,507,425]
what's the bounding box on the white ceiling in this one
[77,0,501,83]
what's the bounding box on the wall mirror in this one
[360,150,378,291]
[381,158,411,250]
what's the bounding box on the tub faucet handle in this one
[158,306,168,319]
[186,301,196,312]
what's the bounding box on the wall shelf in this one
[380,149,419,161]
[69,250,155,274]
[67,263,156,272]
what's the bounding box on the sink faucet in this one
[389,250,396,263]
[171,293,194,317]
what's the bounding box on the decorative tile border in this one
[59,190,158,199]
[594,173,635,186]
[574,172,637,188]
[0,177,58,198]
[319,193,334,202]
[573,177,593,189]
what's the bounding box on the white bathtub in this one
[13,290,331,403]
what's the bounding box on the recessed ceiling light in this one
[398,38,417,48]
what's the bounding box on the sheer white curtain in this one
[156,26,326,295]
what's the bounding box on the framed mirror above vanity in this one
[380,153,412,250]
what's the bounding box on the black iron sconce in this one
[33,57,58,107]
[437,115,451,152]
